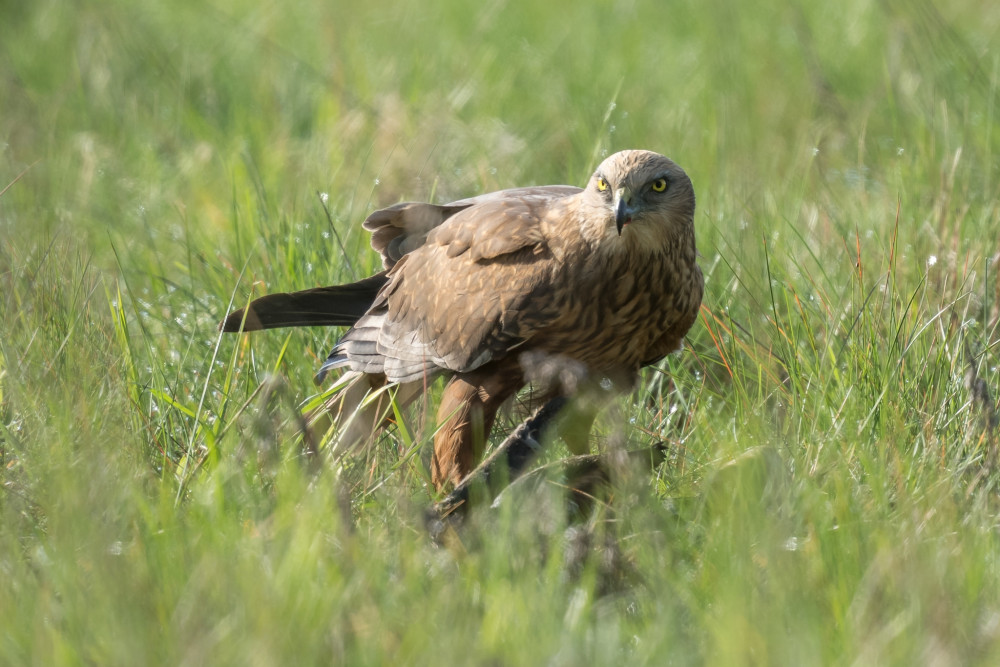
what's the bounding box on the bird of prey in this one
[222,150,703,491]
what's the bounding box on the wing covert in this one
[332,186,581,382]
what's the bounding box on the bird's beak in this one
[614,187,636,235]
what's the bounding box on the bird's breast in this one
[523,243,702,373]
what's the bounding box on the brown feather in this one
[221,274,387,332]
[221,150,703,493]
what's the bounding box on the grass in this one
[2,0,1000,663]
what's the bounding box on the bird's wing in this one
[361,186,581,268]
[324,186,582,383]
[363,203,470,269]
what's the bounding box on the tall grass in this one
[2,0,1000,663]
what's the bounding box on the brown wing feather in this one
[329,186,581,383]
[362,202,471,269]
[431,199,544,261]
[361,185,581,268]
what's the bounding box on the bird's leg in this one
[307,373,386,452]
[310,373,421,453]
[431,359,525,491]
[427,396,567,536]
[528,378,603,456]
[426,398,666,542]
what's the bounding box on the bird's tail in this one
[220,273,388,332]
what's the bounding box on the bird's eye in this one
[596,177,609,192]
[651,178,668,192]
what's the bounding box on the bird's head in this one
[585,150,695,243]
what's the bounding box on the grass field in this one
[3,0,1000,663]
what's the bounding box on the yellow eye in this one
[651,178,668,192]
[596,177,609,192]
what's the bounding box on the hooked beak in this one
[614,187,636,235]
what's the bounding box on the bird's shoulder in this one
[362,201,469,270]
[366,186,581,266]
[431,185,582,261]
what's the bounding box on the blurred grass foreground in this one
[2,0,1000,664]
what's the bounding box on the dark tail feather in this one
[221,273,387,332]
